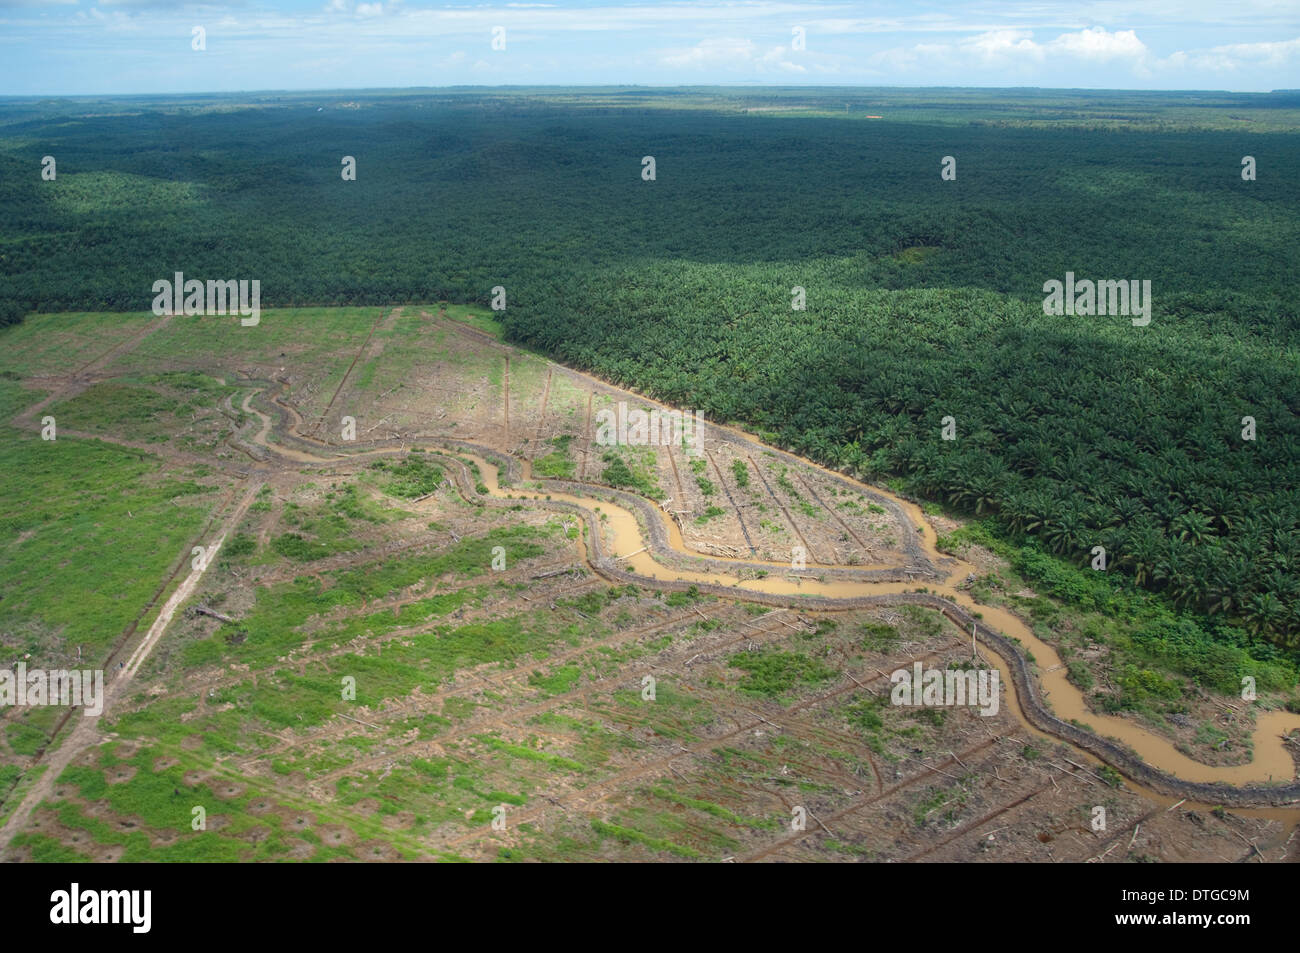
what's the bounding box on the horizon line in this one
[3,84,1297,100]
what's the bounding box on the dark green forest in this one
[2,87,1298,651]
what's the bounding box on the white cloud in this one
[873,26,1157,77]
[661,37,756,69]
[1148,35,1300,74]
[963,29,1044,64]
[659,36,805,73]
[1204,36,1300,66]
[874,24,1300,83]
[1049,27,1146,61]
[323,0,386,16]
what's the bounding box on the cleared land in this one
[0,306,1296,862]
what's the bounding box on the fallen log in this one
[191,605,235,623]
[532,566,580,580]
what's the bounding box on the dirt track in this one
[0,480,263,850]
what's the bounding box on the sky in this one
[1,0,1298,97]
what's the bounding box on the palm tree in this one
[1154,537,1197,607]
[1043,509,1087,558]
[1199,486,1241,533]
[1126,524,1164,587]
[1021,490,1054,536]
[1203,553,1251,616]
[1260,511,1293,546]
[1172,510,1215,545]
[1243,592,1287,639]
[1000,489,1039,537]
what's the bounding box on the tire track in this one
[665,444,686,503]
[746,452,816,565]
[793,470,870,554]
[704,449,756,557]
[313,308,385,437]
[579,391,594,482]
[502,355,510,441]
[123,483,263,679]
[535,367,552,444]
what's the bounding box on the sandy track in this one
[0,480,263,850]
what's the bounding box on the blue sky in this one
[2,0,1298,96]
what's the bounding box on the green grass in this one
[48,372,240,449]
[694,505,725,524]
[599,449,663,500]
[860,621,901,652]
[476,736,584,773]
[32,743,415,861]
[260,484,391,564]
[590,818,701,859]
[179,525,546,670]
[648,786,777,830]
[728,648,837,701]
[533,434,576,479]
[0,312,159,377]
[775,467,801,499]
[367,455,445,499]
[441,304,504,339]
[6,722,49,757]
[528,665,583,696]
[0,379,213,660]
